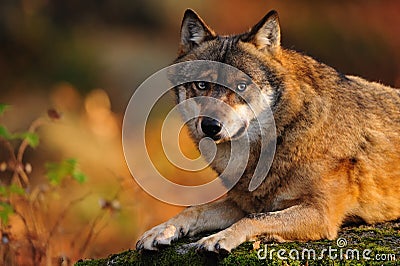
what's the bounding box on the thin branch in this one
[0,138,16,161]
[16,117,46,163]
[13,209,37,265]
[10,173,22,187]
[78,210,107,256]
[78,185,123,256]
[16,168,29,187]
[0,137,20,186]
[90,222,109,246]
[44,192,92,250]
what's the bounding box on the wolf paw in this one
[136,224,186,251]
[195,229,239,254]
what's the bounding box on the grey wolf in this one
[136,9,400,253]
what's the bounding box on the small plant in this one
[0,104,119,265]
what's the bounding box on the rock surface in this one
[76,219,400,265]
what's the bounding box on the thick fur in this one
[136,9,400,253]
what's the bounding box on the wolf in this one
[136,9,400,253]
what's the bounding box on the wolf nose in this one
[201,117,222,139]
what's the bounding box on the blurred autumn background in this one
[0,0,399,265]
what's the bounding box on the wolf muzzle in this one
[200,116,222,140]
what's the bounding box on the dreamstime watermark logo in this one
[122,60,276,206]
[257,237,397,262]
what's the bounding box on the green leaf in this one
[66,158,77,166]
[69,158,87,183]
[0,104,10,115]
[45,161,69,185]
[0,185,25,197]
[0,127,40,148]
[17,132,39,148]
[0,125,13,140]
[0,186,7,197]
[0,202,14,225]
[72,171,87,183]
[9,184,25,196]
[45,158,87,185]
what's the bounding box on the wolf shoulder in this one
[342,74,400,119]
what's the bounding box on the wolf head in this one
[173,9,283,144]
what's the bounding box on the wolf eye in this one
[237,83,247,91]
[195,81,207,90]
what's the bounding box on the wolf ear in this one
[179,9,216,55]
[243,10,281,52]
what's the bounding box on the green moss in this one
[76,220,399,266]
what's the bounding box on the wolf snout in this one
[200,117,222,140]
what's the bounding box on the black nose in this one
[201,117,222,138]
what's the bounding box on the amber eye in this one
[237,83,247,92]
[195,81,207,90]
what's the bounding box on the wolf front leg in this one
[136,197,245,250]
[196,204,339,253]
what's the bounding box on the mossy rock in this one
[76,220,400,265]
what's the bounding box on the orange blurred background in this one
[0,0,399,264]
